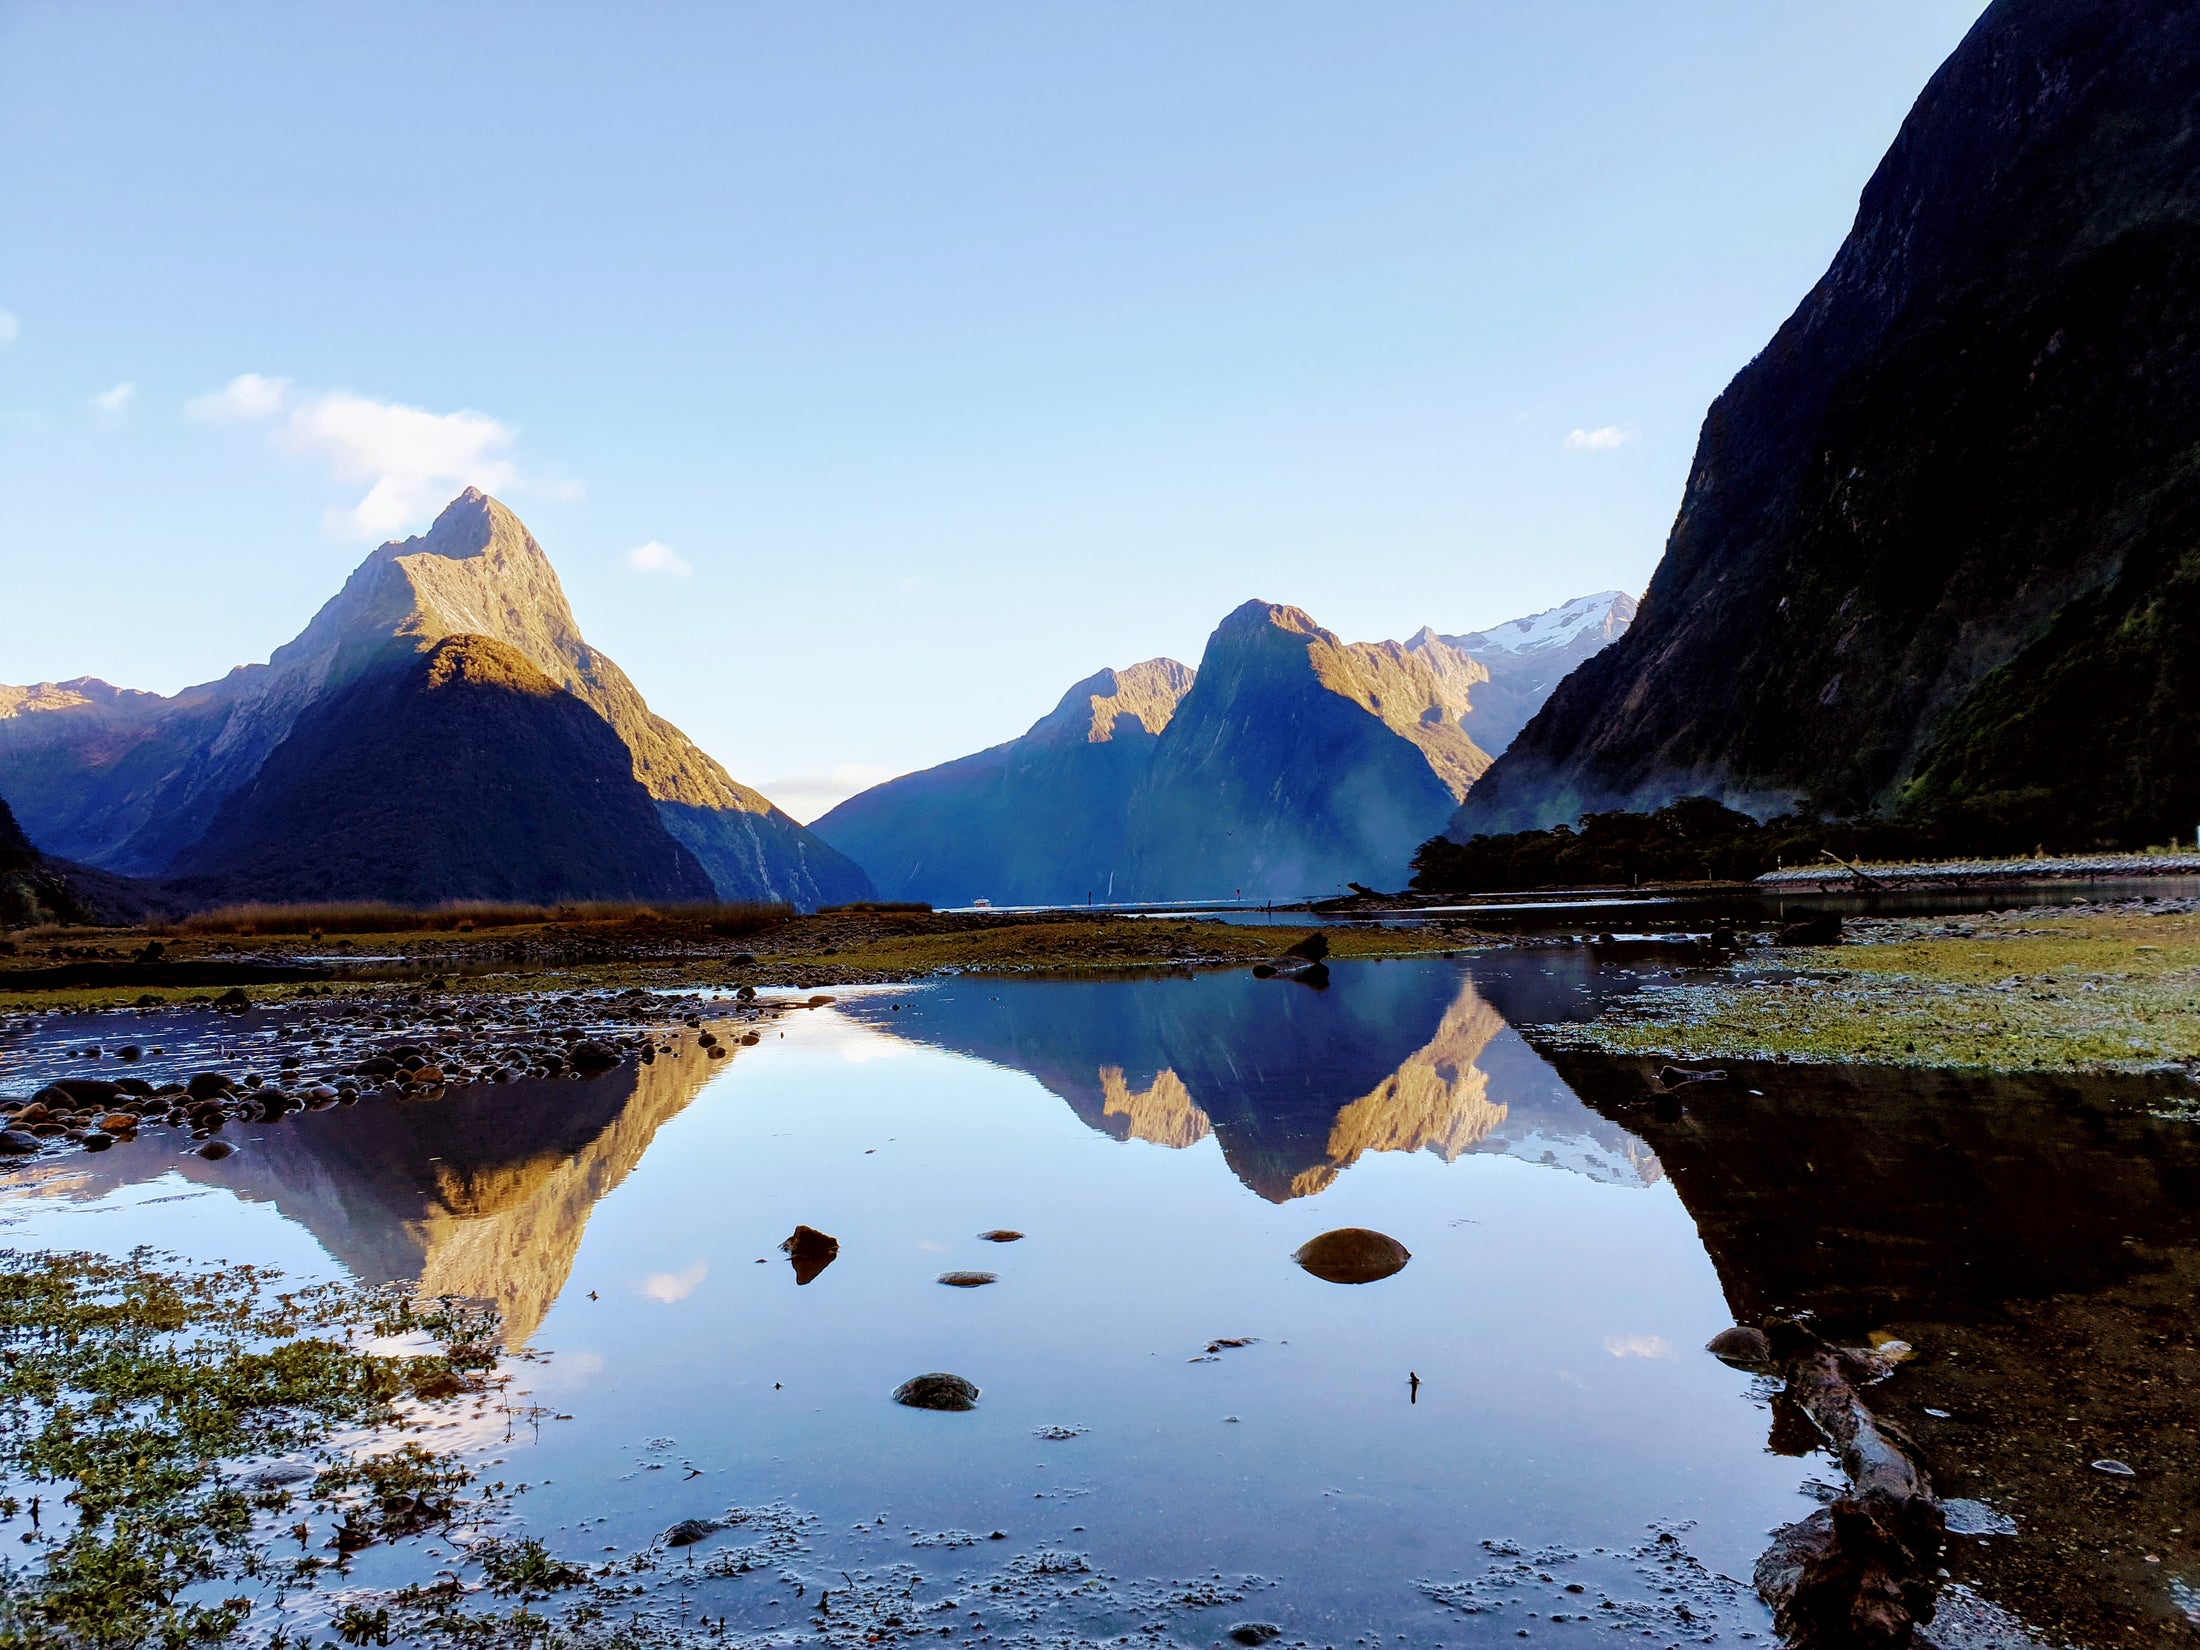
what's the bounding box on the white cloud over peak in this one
[92,382,136,413]
[188,373,524,539]
[1563,424,1636,453]
[0,310,16,346]
[624,541,691,578]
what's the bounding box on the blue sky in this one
[1,1,1988,819]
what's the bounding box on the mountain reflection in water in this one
[836,963,1661,1199]
[15,1036,727,1346]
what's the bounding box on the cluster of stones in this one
[0,985,794,1160]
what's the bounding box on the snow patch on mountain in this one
[1448,592,1636,656]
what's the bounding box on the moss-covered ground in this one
[1548,904,2200,1071]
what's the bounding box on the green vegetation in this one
[1410,796,1946,893]
[0,1249,506,1647]
[1547,907,2200,1070]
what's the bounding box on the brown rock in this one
[780,1224,840,1285]
[1292,1227,1410,1285]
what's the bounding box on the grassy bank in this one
[0,909,1480,1012]
[1545,904,2200,1071]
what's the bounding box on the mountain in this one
[1418,591,1637,757]
[0,795,89,927]
[814,592,1631,905]
[0,491,870,908]
[1120,602,1492,900]
[164,635,716,907]
[1454,0,2200,846]
[0,793,155,927]
[810,660,1194,907]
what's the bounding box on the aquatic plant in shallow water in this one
[0,1247,496,1647]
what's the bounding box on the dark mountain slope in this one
[0,794,158,927]
[811,660,1194,906]
[1453,0,2200,845]
[1124,602,1487,900]
[0,491,869,907]
[165,635,716,907]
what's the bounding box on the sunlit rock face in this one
[0,490,867,907]
[1455,0,2200,845]
[839,963,1660,1202]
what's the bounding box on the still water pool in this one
[0,955,2186,1645]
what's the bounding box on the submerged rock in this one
[1228,1626,1281,1647]
[893,1372,980,1411]
[937,1271,997,1288]
[196,1140,235,1161]
[779,1224,840,1286]
[977,1229,1024,1243]
[1292,1227,1410,1284]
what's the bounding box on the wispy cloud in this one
[624,541,691,578]
[0,310,16,346]
[758,763,900,823]
[641,1261,707,1304]
[1564,424,1636,453]
[92,382,135,414]
[188,372,523,539]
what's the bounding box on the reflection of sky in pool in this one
[0,958,1815,1642]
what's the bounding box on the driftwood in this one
[1750,1316,1946,1649]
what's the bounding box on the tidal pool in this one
[0,955,2187,1644]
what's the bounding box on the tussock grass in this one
[154,899,793,937]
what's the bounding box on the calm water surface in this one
[0,955,2191,1644]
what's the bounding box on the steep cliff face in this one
[164,634,716,907]
[1454,0,2200,844]
[0,490,869,906]
[1123,602,1489,899]
[811,659,1194,906]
